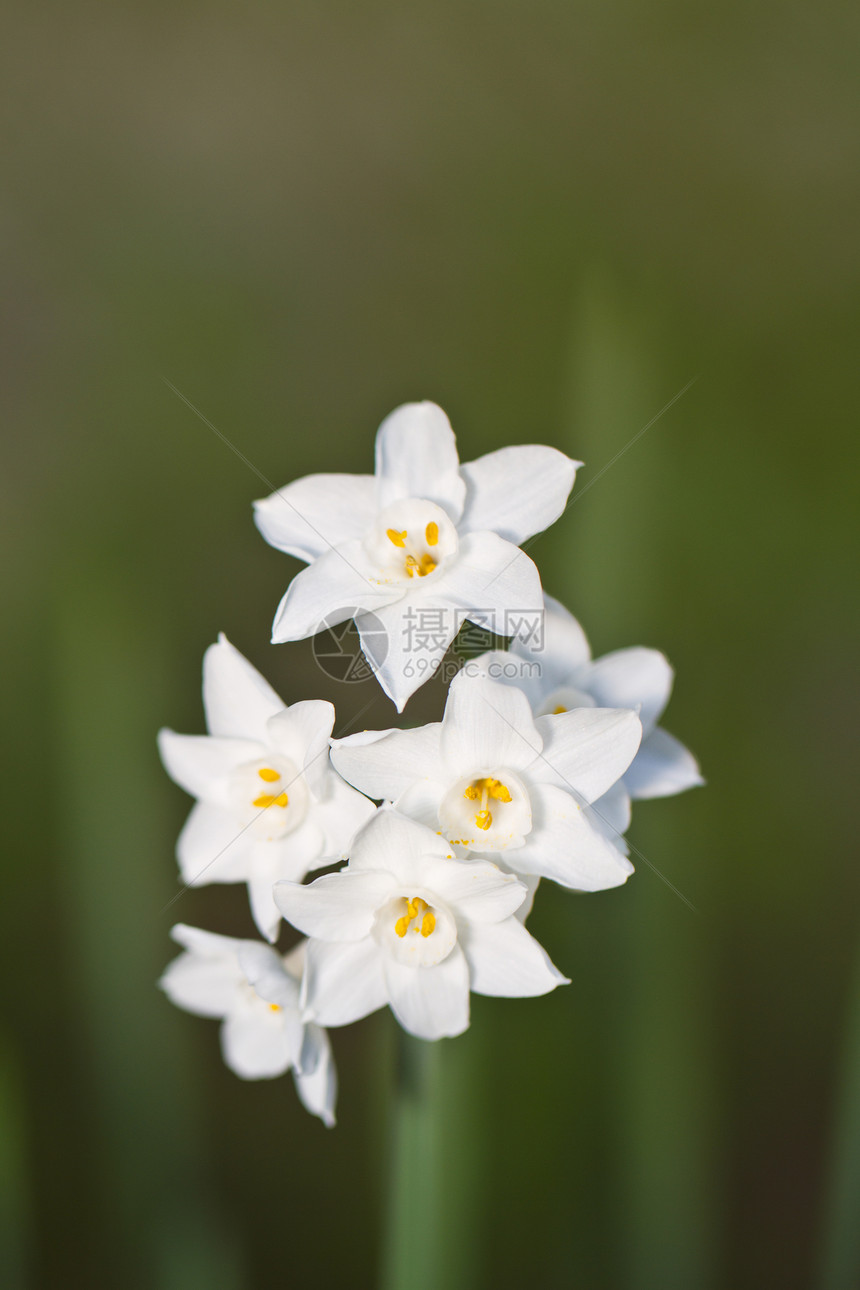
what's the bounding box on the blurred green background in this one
[2,2,859,1287]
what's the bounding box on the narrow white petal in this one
[463,649,553,714]
[392,778,446,830]
[315,775,378,856]
[461,917,568,997]
[357,597,461,713]
[434,532,543,637]
[247,875,283,944]
[293,1024,337,1127]
[157,730,262,802]
[264,701,335,788]
[441,672,543,774]
[382,946,471,1039]
[202,635,285,742]
[160,931,241,1017]
[421,856,526,923]
[175,802,255,886]
[374,402,466,519]
[302,938,388,1027]
[220,1010,294,1079]
[458,445,579,544]
[534,707,642,803]
[237,943,300,1012]
[624,727,704,800]
[347,807,451,882]
[253,473,377,562]
[331,724,442,801]
[273,871,393,941]
[508,782,634,890]
[270,542,396,643]
[586,780,632,855]
[579,647,673,733]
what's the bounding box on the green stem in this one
[380,1030,441,1290]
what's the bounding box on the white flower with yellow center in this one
[157,635,376,942]
[253,401,579,711]
[330,670,642,893]
[273,808,567,1040]
[476,593,703,803]
[160,925,336,1126]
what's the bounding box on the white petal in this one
[357,598,461,713]
[302,937,388,1027]
[315,775,378,856]
[347,807,451,882]
[461,917,568,997]
[247,875,283,944]
[265,701,334,786]
[508,782,634,890]
[253,473,377,562]
[273,870,393,941]
[270,542,396,643]
[237,943,300,1012]
[382,945,470,1039]
[538,594,592,667]
[533,707,642,803]
[220,1010,294,1079]
[434,532,543,636]
[458,445,579,544]
[463,649,553,714]
[421,855,526,923]
[441,672,543,774]
[392,777,447,830]
[331,724,442,801]
[374,402,466,520]
[624,727,704,800]
[586,780,632,853]
[293,1025,337,1127]
[160,929,241,1017]
[202,634,285,742]
[579,647,673,733]
[158,730,262,802]
[175,801,255,886]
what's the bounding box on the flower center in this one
[535,684,597,718]
[228,756,309,840]
[373,889,457,967]
[439,768,533,852]
[364,499,458,586]
[394,895,437,939]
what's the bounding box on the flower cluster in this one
[159,401,700,1126]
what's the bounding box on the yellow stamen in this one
[463,784,480,800]
[475,809,492,830]
[258,767,280,782]
[405,552,437,578]
[387,528,407,547]
[425,521,439,546]
[269,1003,282,1013]
[394,895,435,938]
[252,791,289,809]
[552,705,567,715]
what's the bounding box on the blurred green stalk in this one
[818,949,860,1290]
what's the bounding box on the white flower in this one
[160,925,337,1126]
[253,401,579,711]
[330,670,642,892]
[476,593,704,801]
[158,634,376,942]
[273,808,568,1040]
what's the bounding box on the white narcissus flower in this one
[330,670,642,893]
[477,593,704,802]
[273,808,567,1041]
[253,401,580,711]
[160,925,337,1126]
[158,634,376,943]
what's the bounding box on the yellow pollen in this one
[387,528,407,547]
[258,767,280,782]
[269,1003,282,1013]
[475,809,492,830]
[394,896,434,938]
[252,791,289,809]
[425,521,439,546]
[552,705,567,715]
[405,553,437,578]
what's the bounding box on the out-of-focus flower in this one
[160,925,336,1126]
